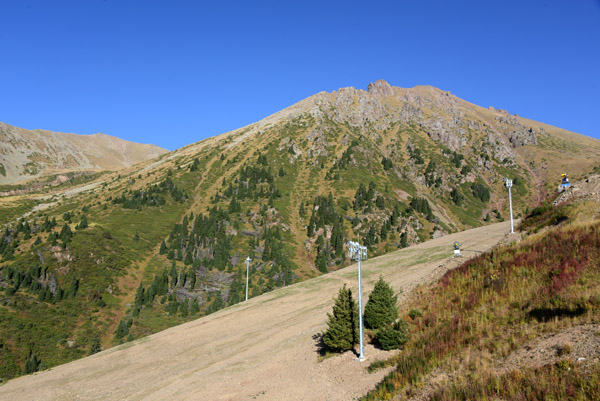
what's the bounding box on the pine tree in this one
[323,285,359,352]
[364,276,398,330]
[76,214,88,230]
[134,283,145,306]
[190,299,200,314]
[400,231,408,248]
[376,320,409,350]
[24,351,41,374]
[67,278,79,298]
[159,239,167,254]
[115,319,129,339]
[89,336,102,355]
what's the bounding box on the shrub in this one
[376,320,409,350]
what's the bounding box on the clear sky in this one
[1,0,599,150]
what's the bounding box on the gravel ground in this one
[0,221,512,401]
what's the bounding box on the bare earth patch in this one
[499,324,600,373]
[0,221,512,401]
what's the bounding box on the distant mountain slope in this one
[0,122,168,184]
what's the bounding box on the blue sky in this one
[1,0,599,150]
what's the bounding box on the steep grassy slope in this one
[0,81,599,381]
[364,194,600,400]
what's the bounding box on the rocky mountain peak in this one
[367,79,394,97]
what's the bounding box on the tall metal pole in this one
[348,240,367,362]
[245,256,251,301]
[356,252,365,361]
[505,178,514,234]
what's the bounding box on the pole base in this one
[356,356,366,362]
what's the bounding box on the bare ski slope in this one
[0,221,513,401]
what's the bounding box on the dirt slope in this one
[0,221,513,401]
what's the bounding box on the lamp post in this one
[505,177,514,234]
[348,240,367,361]
[245,256,251,301]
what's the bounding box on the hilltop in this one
[0,122,168,185]
[0,80,599,382]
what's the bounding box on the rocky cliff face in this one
[0,123,168,184]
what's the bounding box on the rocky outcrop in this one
[507,128,538,147]
[279,137,303,162]
[367,79,394,97]
[306,129,329,158]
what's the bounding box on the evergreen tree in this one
[472,182,491,203]
[114,319,129,339]
[76,214,88,230]
[59,223,73,244]
[184,247,193,265]
[400,231,408,248]
[89,336,102,355]
[67,278,79,298]
[134,283,145,306]
[189,157,200,171]
[24,351,41,374]
[315,235,328,273]
[323,285,359,352]
[450,188,464,206]
[364,276,398,330]
[375,320,409,350]
[189,299,199,314]
[159,239,167,254]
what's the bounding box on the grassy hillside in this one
[0,122,168,185]
[1,82,599,381]
[364,196,600,400]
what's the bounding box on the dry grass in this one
[363,200,600,400]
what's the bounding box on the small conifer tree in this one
[323,285,359,352]
[89,336,102,355]
[375,320,409,350]
[24,351,41,374]
[76,214,88,230]
[364,276,398,330]
[159,239,167,254]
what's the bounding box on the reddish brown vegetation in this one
[364,218,600,400]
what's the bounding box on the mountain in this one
[0,122,168,185]
[0,80,599,382]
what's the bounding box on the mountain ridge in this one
[0,122,169,184]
